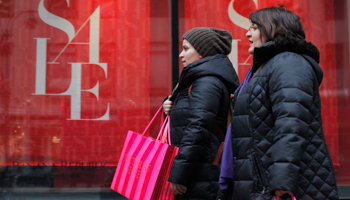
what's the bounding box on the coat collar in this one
[251,39,320,75]
[170,54,239,101]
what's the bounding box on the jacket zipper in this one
[252,151,269,194]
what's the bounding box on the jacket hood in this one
[176,54,239,94]
[301,54,323,86]
[253,40,323,86]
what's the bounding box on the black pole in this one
[170,0,179,90]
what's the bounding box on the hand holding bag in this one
[110,105,178,200]
[275,193,296,200]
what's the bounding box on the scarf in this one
[219,68,252,191]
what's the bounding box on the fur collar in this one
[252,39,320,73]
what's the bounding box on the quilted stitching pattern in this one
[230,52,338,200]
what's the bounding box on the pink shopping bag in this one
[111,106,177,200]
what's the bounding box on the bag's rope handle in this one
[275,193,296,200]
[156,115,168,140]
[142,105,171,144]
[142,105,163,136]
[161,104,165,127]
[156,115,173,145]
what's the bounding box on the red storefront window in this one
[0,0,170,193]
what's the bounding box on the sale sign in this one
[0,0,151,166]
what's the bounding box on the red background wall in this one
[0,0,348,187]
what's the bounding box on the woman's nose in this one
[246,30,251,37]
[179,50,184,57]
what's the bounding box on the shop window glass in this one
[0,0,170,198]
[1,0,349,199]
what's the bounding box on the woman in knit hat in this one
[162,27,239,200]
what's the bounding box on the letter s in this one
[38,0,75,42]
[228,0,258,30]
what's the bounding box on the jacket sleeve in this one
[267,53,315,194]
[168,76,223,185]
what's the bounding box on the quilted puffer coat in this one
[168,54,239,200]
[230,41,339,200]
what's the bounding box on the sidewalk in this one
[0,188,128,200]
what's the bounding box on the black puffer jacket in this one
[168,54,239,200]
[230,41,339,200]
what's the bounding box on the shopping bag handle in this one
[141,104,171,142]
[156,115,168,140]
[156,115,172,145]
[141,104,172,144]
[142,105,163,136]
[275,193,296,200]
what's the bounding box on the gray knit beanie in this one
[182,27,232,57]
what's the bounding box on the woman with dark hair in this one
[164,27,239,200]
[220,5,339,200]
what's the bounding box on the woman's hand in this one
[170,182,187,195]
[163,96,173,115]
[275,190,292,197]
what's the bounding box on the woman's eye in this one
[249,25,258,31]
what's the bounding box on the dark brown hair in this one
[249,5,305,42]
